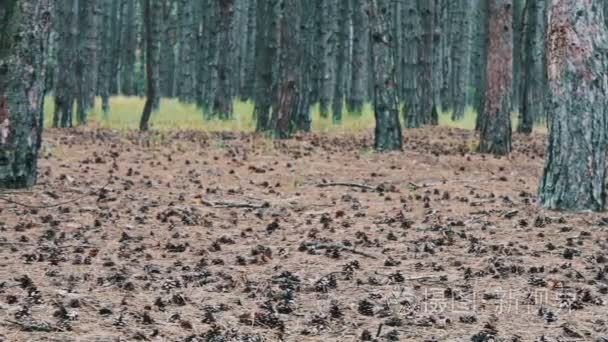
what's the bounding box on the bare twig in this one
[201,198,269,209]
[0,180,112,209]
[302,241,379,259]
[317,182,378,191]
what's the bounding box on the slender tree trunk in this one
[318,0,337,118]
[212,0,235,119]
[512,0,524,111]
[53,0,78,128]
[139,0,161,131]
[449,0,471,120]
[121,0,137,96]
[369,0,402,151]
[160,0,176,98]
[470,0,489,130]
[241,0,257,100]
[0,0,51,188]
[332,0,349,123]
[99,0,114,115]
[76,0,100,125]
[539,0,608,211]
[253,0,278,132]
[478,0,513,155]
[348,0,368,116]
[403,0,419,124]
[176,0,195,102]
[518,0,548,134]
[409,0,437,127]
[273,0,301,138]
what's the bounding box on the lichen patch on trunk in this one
[0,94,9,144]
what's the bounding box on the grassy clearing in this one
[44,96,531,133]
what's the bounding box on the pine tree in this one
[0,0,52,188]
[369,0,402,151]
[539,0,608,211]
[518,0,548,134]
[478,0,513,155]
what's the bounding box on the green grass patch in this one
[44,96,534,133]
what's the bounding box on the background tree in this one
[478,0,513,155]
[0,0,52,188]
[140,0,161,131]
[369,0,402,151]
[518,0,548,134]
[347,0,369,116]
[539,0,608,211]
[212,0,235,119]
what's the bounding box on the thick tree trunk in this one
[0,0,51,188]
[369,0,402,151]
[212,0,235,119]
[478,0,513,155]
[241,0,257,100]
[539,0,608,211]
[347,0,368,116]
[139,0,161,131]
[518,0,548,134]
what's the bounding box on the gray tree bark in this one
[539,0,608,211]
[478,0,513,155]
[518,0,548,134]
[0,0,51,188]
[140,0,161,131]
[212,0,235,119]
[347,0,368,116]
[369,0,402,151]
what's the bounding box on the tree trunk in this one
[402,0,419,124]
[347,0,368,116]
[76,0,100,125]
[176,0,195,102]
[409,0,437,127]
[369,0,402,151]
[470,0,489,130]
[139,0,161,131]
[332,0,349,123]
[253,0,278,132]
[0,0,51,188]
[212,0,235,119]
[272,0,301,138]
[53,0,78,128]
[478,0,513,155]
[511,0,524,111]
[518,0,548,134]
[449,0,471,120]
[539,0,608,211]
[318,0,337,118]
[121,0,137,96]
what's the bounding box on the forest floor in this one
[1,127,607,342]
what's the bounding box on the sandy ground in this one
[0,127,607,342]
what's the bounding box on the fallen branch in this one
[301,241,379,259]
[0,180,111,209]
[201,198,269,209]
[317,182,378,191]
